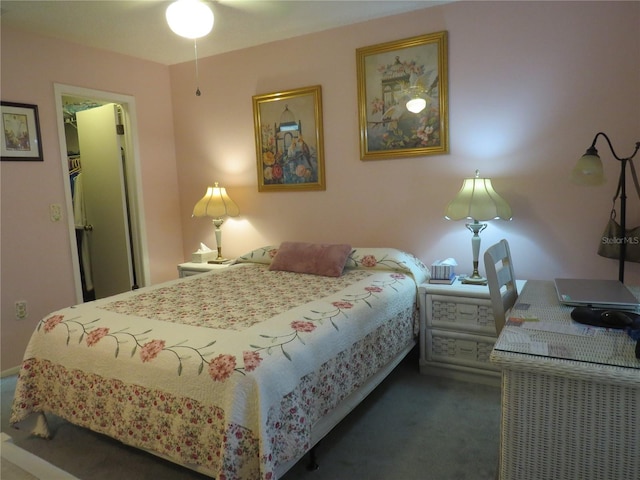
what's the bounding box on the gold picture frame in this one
[252,85,325,191]
[356,31,449,160]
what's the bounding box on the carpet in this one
[1,347,501,479]
[1,432,79,479]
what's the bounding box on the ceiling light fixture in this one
[404,85,430,114]
[166,0,214,39]
[406,96,427,114]
[166,0,214,96]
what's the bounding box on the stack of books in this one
[430,260,457,284]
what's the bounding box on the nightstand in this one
[418,278,526,385]
[177,261,233,278]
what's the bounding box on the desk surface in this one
[492,280,639,374]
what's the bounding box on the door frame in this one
[54,83,150,303]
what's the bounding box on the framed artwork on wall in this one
[1,101,44,162]
[356,31,449,160]
[252,85,325,191]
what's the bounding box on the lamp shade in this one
[571,147,605,186]
[192,183,239,218]
[166,0,214,39]
[445,171,512,221]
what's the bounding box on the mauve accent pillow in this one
[269,242,353,277]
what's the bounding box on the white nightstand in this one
[177,261,233,278]
[418,277,526,385]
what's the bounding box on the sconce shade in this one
[192,183,239,218]
[571,147,605,186]
[445,171,512,221]
[406,97,427,113]
[166,0,214,39]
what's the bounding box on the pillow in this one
[344,247,430,284]
[269,242,353,277]
[235,246,279,265]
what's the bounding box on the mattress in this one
[11,246,429,479]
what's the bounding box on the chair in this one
[483,239,518,335]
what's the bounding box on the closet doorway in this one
[55,84,149,303]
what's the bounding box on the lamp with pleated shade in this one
[445,170,512,284]
[192,182,239,263]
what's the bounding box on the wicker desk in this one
[490,280,639,480]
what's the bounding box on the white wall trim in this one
[53,84,150,303]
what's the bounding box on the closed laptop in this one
[554,278,639,310]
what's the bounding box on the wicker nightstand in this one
[418,278,526,385]
[177,261,233,278]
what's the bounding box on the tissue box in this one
[191,251,218,263]
[431,261,455,280]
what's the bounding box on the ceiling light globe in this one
[166,0,214,39]
[406,97,427,114]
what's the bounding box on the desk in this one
[490,280,639,480]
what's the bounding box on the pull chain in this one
[194,39,201,96]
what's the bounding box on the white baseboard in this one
[1,366,20,378]
[1,433,80,479]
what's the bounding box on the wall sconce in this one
[571,132,640,282]
[192,182,239,263]
[166,0,214,96]
[445,170,512,284]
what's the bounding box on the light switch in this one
[50,203,62,222]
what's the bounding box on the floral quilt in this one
[11,247,429,479]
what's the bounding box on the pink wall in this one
[1,1,639,371]
[172,1,639,282]
[1,28,184,369]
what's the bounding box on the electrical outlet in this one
[15,301,27,320]
[50,203,62,222]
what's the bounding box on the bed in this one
[11,244,429,479]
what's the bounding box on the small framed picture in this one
[1,101,44,162]
[356,31,449,160]
[252,85,325,191]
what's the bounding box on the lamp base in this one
[208,258,231,264]
[461,275,487,285]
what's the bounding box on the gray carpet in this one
[1,348,501,479]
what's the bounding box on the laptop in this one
[554,278,640,310]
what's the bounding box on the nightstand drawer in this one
[428,329,498,372]
[419,280,525,383]
[430,294,495,333]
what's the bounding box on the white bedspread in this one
[11,247,429,479]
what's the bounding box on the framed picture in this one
[356,31,448,160]
[1,101,44,162]
[252,85,325,191]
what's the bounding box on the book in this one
[429,274,456,285]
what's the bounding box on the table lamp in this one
[192,182,239,263]
[445,170,512,284]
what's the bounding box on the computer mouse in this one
[600,310,633,328]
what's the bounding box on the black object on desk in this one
[571,306,640,359]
